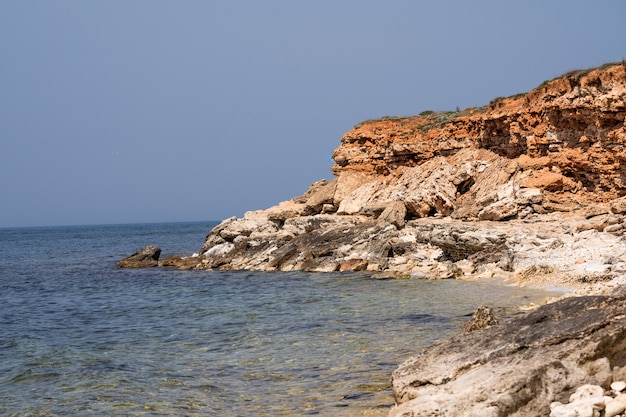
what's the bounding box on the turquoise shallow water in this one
[0,222,560,416]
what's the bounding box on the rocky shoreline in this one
[119,62,626,416]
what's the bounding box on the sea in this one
[0,221,563,417]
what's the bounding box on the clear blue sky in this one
[1,1,625,227]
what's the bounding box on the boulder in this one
[302,179,337,215]
[461,305,498,333]
[610,196,626,214]
[377,201,407,228]
[478,197,519,221]
[117,245,161,268]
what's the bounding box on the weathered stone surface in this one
[548,383,626,417]
[461,305,498,333]
[378,201,407,228]
[293,179,338,215]
[195,205,626,292]
[605,399,625,417]
[390,295,626,417]
[116,245,161,268]
[159,255,201,270]
[611,380,626,394]
[610,196,626,214]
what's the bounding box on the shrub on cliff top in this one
[489,92,526,107]
[416,110,464,132]
[353,115,408,128]
[538,61,624,88]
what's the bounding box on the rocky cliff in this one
[331,62,626,217]
[182,62,626,284]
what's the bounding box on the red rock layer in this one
[332,63,626,203]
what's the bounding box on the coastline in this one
[118,62,626,416]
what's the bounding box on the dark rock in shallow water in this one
[461,305,498,334]
[390,294,626,417]
[116,245,161,268]
[159,255,201,270]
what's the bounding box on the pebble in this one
[605,399,625,417]
[550,382,626,417]
[568,384,604,404]
[612,381,626,393]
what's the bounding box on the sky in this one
[1,1,625,228]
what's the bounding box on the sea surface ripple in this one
[0,222,560,416]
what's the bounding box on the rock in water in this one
[461,305,498,333]
[117,245,161,268]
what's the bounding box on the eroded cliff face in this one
[158,63,626,280]
[178,63,626,281]
[332,63,626,215]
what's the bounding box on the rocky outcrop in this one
[185,62,626,278]
[390,292,626,417]
[189,206,626,289]
[116,245,161,268]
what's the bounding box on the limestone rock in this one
[294,179,338,215]
[333,171,374,206]
[610,196,626,214]
[568,384,605,405]
[611,380,626,394]
[616,393,626,405]
[390,295,626,417]
[336,180,382,215]
[377,201,407,228]
[383,157,458,218]
[478,197,518,221]
[332,63,626,207]
[605,399,625,417]
[550,384,611,417]
[117,245,161,268]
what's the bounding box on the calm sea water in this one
[0,222,561,417]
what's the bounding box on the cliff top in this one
[350,61,626,133]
